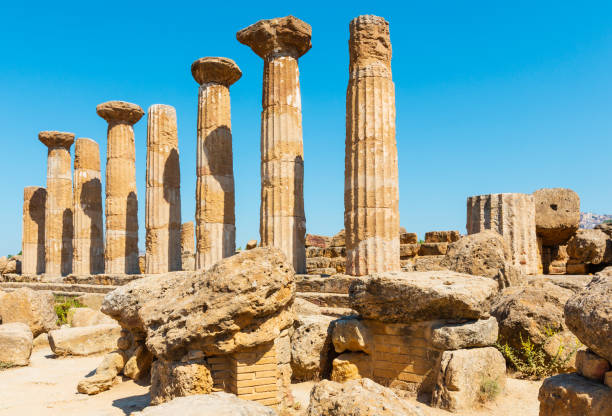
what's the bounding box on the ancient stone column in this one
[145,104,182,274]
[73,138,104,275]
[237,16,311,274]
[97,101,144,274]
[191,57,241,270]
[467,193,538,275]
[180,221,195,271]
[344,15,400,276]
[39,131,75,276]
[22,187,46,275]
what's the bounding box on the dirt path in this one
[0,348,542,415]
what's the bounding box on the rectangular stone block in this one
[418,242,448,256]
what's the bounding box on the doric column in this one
[96,101,144,274]
[22,186,46,275]
[467,193,538,275]
[237,16,311,273]
[39,131,75,276]
[344,15,400,276]
[73,138,104,275]
[191,57,241,270]
[180,221,195,271]
[145,104,182,273]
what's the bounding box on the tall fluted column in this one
[191,57,241,270]
[39,131,75,276]
[73,138,104,275]
[344,15,400,276]
[237,16,311,273]
[97,101,144,274]
[145,104,182,273]
[22,187,46,275]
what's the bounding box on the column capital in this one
[96,100,144,125]
[191,57,242,86]
[237,16,312,59]
[38,131,75,149]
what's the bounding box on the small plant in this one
[495,328,580,379]
[418,239,425,244]
[478,377,501,403]
[54,296,86,325]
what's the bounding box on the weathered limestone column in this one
[191,57,241,270]
[97,101,144,274]
[145,104,182,273]
[39,131,75,276]
[467,193,538,275]
[22,187,46,275]
[180,221,195,271]
[73,138,104,275]
[237,16,311,273]
[344,15,400,276]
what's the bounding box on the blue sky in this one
[1,1,611,256]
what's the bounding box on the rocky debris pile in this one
[538,267,612,415]
[492,280,581,371]
[338,271,505,412]
[306,378,425,416]
[566,229,612,274]
[305,230,347,275]
[0,255,22,275]
[0,322,33,366]
[81,247,296,409]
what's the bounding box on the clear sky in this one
[1,1,611,256]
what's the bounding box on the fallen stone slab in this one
[68,307,115,327]
[538,373,612,416]
[0,323,33,366]
[49,324,121,356]
[349,271,498,323]
[430,317,498,350]
[131,393,277,416]
[0,288,57,336]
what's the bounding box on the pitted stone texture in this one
[345,15,399,276]
[534,188,580,245]
[73,138,104,275]
[238,19,309,273]
[40,131,74,276]
[99,101,143,274]
[236,16,312,59]
[565,271,612,363]
[193,59,238,270]
[331,316,373,354]
[101,247,295,361]
[145,104,182,274]
[22,186,46,275]
[467,193,539,275]
[150,359,213,405]
[567,229,611,264]
[430,317,499,350]
[538,373,612,416]
[96,101,145,125]
[349,271,498,323]
[290,314,334,381]
[191,57,242,86]
[576,349,611,382]
[0,323,33,366]
[0,288,57,336]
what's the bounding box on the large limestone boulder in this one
[102,247,295,361]
[567,229,611,264]
[430,317,498,350]
[290,314,334,381]
[432,347,506,412]
[0,323,33,366]
[3,256,21,274]
[330,352,372,382]
[538,373,612,416]
[150,359,213,405]
[596,222,612,238]
[492,281,578,356]
[533,188,580,246]
[332,316,373,354]
[306,378,425,416]
[440,230,524,288]
[68,307,115,327]
[0,288,57,336]
[48,324,121,356]
[565,270,612,363]
[349,271,498,323]
[131,393,278,416]
[77,350,126,394]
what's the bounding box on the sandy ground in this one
[0,348,542,415]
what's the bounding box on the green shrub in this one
[478,377,501,403]
[54,296,86,326]
[495,329,580,379]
